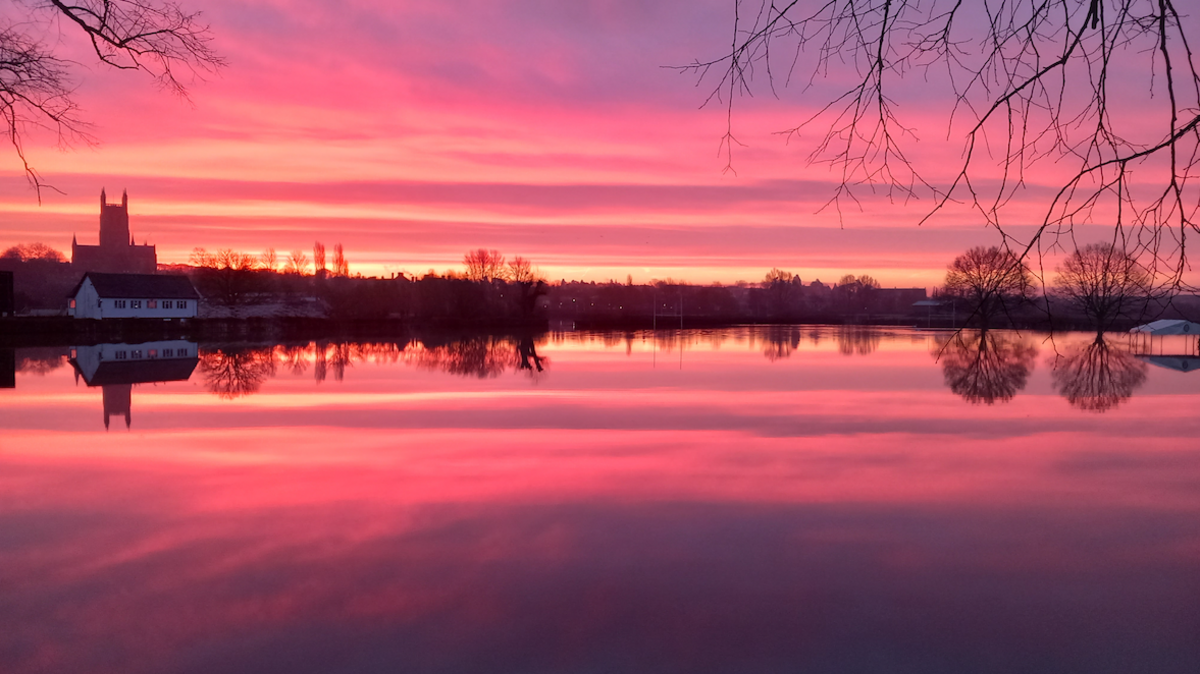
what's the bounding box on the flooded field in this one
[2,327,1197,673]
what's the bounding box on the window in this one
[178,348,188,357]
[131,350,142,359]
[149,349,158,358]
[68,299,76,309]
[162,300,172,309]
[148,300,157,309]
[131,300,142,309]
[178,300,188,309]
[115,300,127,309]
[162,349,173,358]
[116,351,127,360]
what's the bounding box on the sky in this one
[0,0,1186,287]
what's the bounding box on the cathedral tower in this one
[98,189,131,249]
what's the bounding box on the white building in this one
[68,272,199,319]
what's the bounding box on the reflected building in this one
[1139,355,1200,373]
[0,348,13,389]
[69,340,199,429]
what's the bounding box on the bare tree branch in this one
[2,0,223,198]
[684,0,1200,294]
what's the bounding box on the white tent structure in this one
[1129,319,1200,335]
[1130,320,1200,363]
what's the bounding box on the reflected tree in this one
[1050,336,1148,412]
[198,347,276,399]
[836,326,881,356]
[516,335,546,376]
[276,344,310,376]
[408,337,518,379]
[407,335,548,379]
[762,325,801,362]
[15,348,67,375]
[312,342,354,383]
[938,331,1038,405]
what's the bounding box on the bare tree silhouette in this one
[1050,335,1148,412]
[943,247,1035,326]
[284,250,310,276]
[1054,243,1154,330]
[687,1,1200,287]
[2,0,222,194]
[938,330,1038,405]
[463,249,506,282]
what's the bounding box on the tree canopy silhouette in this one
[1054,243,1153,329]
[2,0,222,194]
[943,246,1034,326]
[688,0,1199,287]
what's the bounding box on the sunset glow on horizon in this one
[0,0,1189,287]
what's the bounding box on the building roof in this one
[70,357,199,386]
[1129,319,1200,335]
[69,272,199,300]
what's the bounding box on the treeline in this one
[936,244,1200,331]
[546,272,927,326]
[0,244,74,313]
[184,247,550,326]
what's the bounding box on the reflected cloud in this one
[1050,336,1148,413]
[938,330,1037,405]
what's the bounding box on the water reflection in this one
[408,334,547,379]
[68,341,199,429]
[937,330,1038,405]
[198,346,277,399]
[762,325,802,361]
[15,347,67,376]
[836,326,881,356]
[1140,355,1200,373]
[2,327,1199,673]
[1050,335,1148,412]
[0,348,12,388]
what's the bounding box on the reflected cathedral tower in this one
[69,341,199,429]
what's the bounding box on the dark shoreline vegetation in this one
[4,244,1200,348]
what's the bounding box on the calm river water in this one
[1,326,1198,673]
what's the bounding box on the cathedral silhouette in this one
[71,189,157,274]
